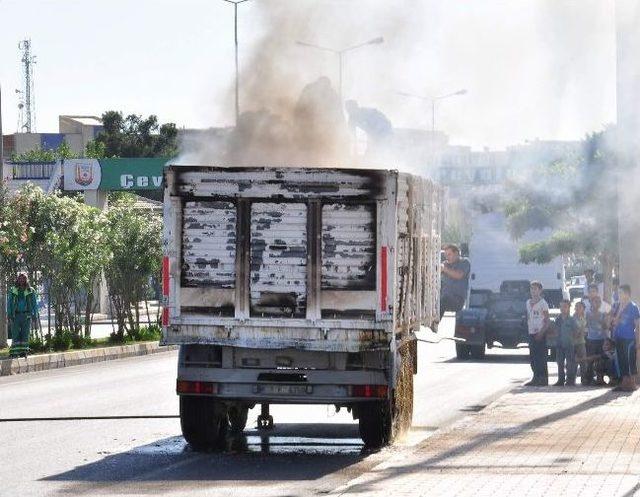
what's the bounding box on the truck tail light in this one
[162,308,169,326]
[162,256,170,326]
[380,246,388,311]
[351,384,388,398]
[176,380,218,395]
[162,256,170,297]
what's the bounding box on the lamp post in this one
[221,0,252,125]
[398,88,467,133]
[296,36,384,103]
[0,82,6,349]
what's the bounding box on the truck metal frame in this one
[162,166,442,448]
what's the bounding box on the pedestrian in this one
[573,301,589,385]
[439,244,471,319]
[584,283,612,314]
[7,273,38,358]
[585,295,608,386]
[554,300,578,386]
[611,277,620,306]
[525,281,550,386]
[583,269,595,299]
[610,284,639,392]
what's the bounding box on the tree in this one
[10,141,78,162]
[87,111,178,158]
[503,130,618,294]
[103,194,162,340]
[0,185,108,346]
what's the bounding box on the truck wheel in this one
[358,401,391,449]
[470,345,486,360]
[228,405,249,433]
[180,396,227,451]
[455,344,471,360]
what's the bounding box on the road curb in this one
[0,342,178,377]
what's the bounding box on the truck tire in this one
[455,343,471,360]
[180,396,227,451]
[358,401,391,449]
[470,345,486,360]
[228,405,249,433]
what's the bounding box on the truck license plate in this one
[261,384,310,395]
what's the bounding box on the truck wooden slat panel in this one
[250,203,307,318]
[321,204,375,290]
[175,168,385,199]
[182,201,237,288]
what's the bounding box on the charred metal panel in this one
[182,201,237,288]
[321,204,376,290]
[174,168,386,200]
[250,203,307,318]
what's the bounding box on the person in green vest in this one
[7,273,38,358]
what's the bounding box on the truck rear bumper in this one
[177,367,389,404]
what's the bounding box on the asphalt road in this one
[0,316,531,497]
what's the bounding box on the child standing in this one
[554,299,578,386]
[573,301,588,385]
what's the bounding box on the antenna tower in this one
[17,39,36,133]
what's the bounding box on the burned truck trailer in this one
[162,166,442,448]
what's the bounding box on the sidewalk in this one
[337,386,640,497]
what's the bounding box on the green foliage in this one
[89,110,178,158]
[50,329,73,352]
[104,195,162,339]
[10,141,78,162]
[84,139,107,159]
[1,182,163,348]
[503,130,618,267]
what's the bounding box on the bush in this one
[132,324,162,342]
[29,336,48,353]
[50,330,73,351]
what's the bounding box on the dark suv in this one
[454,280,557,360]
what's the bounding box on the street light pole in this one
[297,36,384,103]
[222,0,251,125]
[0,83,6,349]
[398,88,467,133]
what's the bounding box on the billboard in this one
[62,158,167,191]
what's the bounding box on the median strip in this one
[0,342,178,377]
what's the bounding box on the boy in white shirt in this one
[525,281,551,386]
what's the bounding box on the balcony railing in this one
[10,162,57,180]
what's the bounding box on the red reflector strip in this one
[352,384,388,398]
[162,256,170,297]
[176,380,218,395]
[380,246,388,311]
[162,307,169,326]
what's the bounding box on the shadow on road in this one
[438,353,529,364]
[42,423,365,487]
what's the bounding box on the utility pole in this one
[18,39,36,133]
[222,0,252,125]
[0,82,7,349]
[297,36,384,104]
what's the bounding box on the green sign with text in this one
[63,158,169,191]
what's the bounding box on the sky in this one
[0,0,617,150]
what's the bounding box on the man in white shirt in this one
[583,283,612,314]
[525,281,551,386]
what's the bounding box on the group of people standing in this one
[526,275,639,392]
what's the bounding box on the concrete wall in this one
[616,0,640,290]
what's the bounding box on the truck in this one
[162,166,443,449]
[454,211,566,359]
